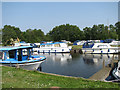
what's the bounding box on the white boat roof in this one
[0,46,33,51]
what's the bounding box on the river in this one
[37,53,119,79]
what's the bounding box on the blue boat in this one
[0,46,46,70]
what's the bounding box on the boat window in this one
[37,45,40,48]
[6,52,9,59]
[97,45,108,48]
[41,45,45,47]
[54,44,60,47]
[0,52,3,59]
[46,45,51,47]
[85,43,93,46]
[9,50,15,58]
[118,67,120,70]
[22,49,27,56]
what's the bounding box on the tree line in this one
[2,21,120,45]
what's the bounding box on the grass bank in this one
[1,66,120,88]
[72,45,82,50]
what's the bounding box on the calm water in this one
[37,53,119,78]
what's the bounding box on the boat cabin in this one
[0,46,33,61]
[82,41,112,49]
[40,42,68,48]
[83,41,94,48]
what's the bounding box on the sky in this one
[2,1,119,34]
[118,1,120,21]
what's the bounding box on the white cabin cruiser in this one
[33,42,72,53]
[82,41,119,54]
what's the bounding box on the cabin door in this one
[18,49,22,61]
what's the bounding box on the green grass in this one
[111,45,120,47]
[72,45,83,50]
[1,66,120,88]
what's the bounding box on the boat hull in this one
[112,61,120,79]
[112,67,120,79]
[82,48,119,54]
[1,60,44,70]
[33,47,71,53]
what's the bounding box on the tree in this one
[2,25,22,45]
[22,29,46,43]
[109,24,118,40]
[83,27,91,40]
[115,22,120,40]
[47,24,84,42]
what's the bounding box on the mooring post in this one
[102,59,105,68]
[111,54,115,68]
[74,50,76,53]
[16,63,19,69]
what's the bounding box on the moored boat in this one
[0,46,46,70]
[112,61,120,79]
[33,42,72,53]
[82,41,119,54]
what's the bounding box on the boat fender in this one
[49,50,50,53]
[93,49,94,52]
[40,57,42,59]
[108,49,110,52]
[101,51,103,54]
[84,50,86,54]
[38,50,40,53]
[55,50,56,53]
[62,49,64,51]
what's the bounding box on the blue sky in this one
[2,2,118,34]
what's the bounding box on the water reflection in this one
[82,54,116,66]
[36,53,119,78]
[43,53,72,65]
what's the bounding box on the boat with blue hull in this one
[82,41,119,54]
[0,46,46,70]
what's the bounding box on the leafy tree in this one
[109,24,118,40]
[48,24,84,42]
[22,29,46,43]
[115,22,120,40]
[2,25,21,45]
[83,27,92,40]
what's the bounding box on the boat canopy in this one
[40,42,65,46]
[73,40,80,45]
[0,46,33,61]
[0,46,33,51]
[82,41,94,48]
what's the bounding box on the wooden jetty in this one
[89,54,119,81]
[89,67,112,81]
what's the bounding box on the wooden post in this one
[111,54,115,68]
[102,59,105,68]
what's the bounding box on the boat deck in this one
[89,67,112,81]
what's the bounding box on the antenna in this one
[107,19,109,34]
